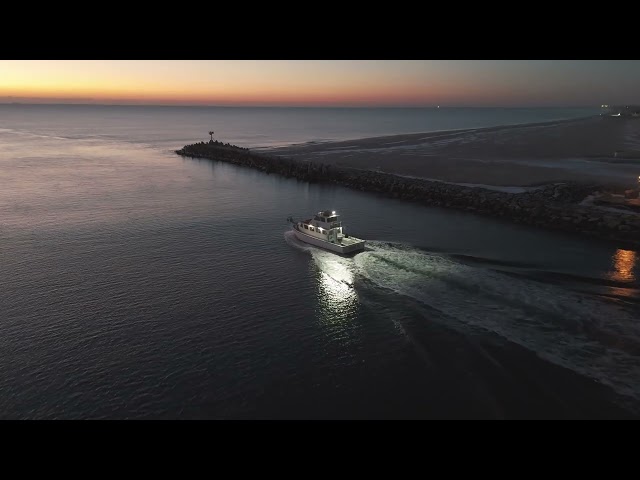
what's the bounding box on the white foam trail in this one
[353,244,640,402]
[286,232,640,402]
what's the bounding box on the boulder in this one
[624,189,639,199]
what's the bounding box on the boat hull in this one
[292,227,365,254]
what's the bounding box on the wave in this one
[0,128,70,141]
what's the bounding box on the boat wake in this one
[285,231,640,406]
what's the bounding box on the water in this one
[1,105,638,419]
[0,104,600,149]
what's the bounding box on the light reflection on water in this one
[314,253,359,326]
[608,249,637,283]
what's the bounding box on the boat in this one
[287,210,366,254]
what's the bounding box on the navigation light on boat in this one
[332,211,336,215]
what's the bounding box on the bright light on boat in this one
[332,211,336,215]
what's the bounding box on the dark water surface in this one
[1,105,638,419]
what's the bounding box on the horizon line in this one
[0,101,601,109]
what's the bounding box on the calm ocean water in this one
[1,105,639,419]
[0,104,600,148]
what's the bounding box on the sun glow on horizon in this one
[1,60,640,107]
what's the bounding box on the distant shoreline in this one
[259,115,598,152]
[268,115,640,188]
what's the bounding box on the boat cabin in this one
[297,210,344,243]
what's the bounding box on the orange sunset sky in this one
[1,60,639,107]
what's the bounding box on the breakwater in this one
[177,142,640,246]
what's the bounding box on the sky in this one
[1,60,639,107]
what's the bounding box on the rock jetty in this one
[176,141,640,247]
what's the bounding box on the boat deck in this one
[339,235,365,246]
[294,224,364,245]
[292,223,365,254]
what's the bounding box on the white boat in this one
[288,210,366,254]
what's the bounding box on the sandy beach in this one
[268,116,640,188]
